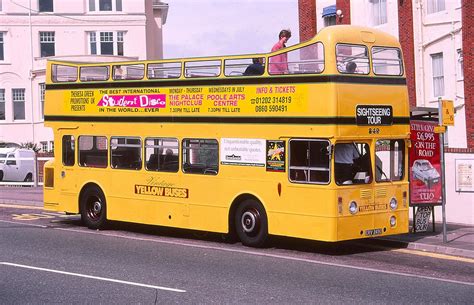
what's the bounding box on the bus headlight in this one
[390,197,398,210]
[390,216,397,227]
[349,201,358,214]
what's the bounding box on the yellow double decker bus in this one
[44,25,410,247]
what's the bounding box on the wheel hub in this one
[92,201,102,214]
[241,210,259,233]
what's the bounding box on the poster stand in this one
[410,103,452,241]
[409,107,442,235]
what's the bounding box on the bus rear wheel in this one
[80,186,107,230]
[235,199,268,248]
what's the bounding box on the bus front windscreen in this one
[334,142,372,185]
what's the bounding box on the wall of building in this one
[303,0,473,225]
[412,0,465,148]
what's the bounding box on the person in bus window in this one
[346,62,357,73]
[335,143,359,184]
[269,29,291,74]
[244,58,264,76]
[114,65,124,79]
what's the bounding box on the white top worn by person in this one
[335,144,359,164]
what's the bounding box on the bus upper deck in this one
[45,25,410,139]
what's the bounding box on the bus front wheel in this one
[235,199,268,248]
[80,186,107,230]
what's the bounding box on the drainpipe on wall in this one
[416,0,426,107]
[28,0,37,187]
[28,0,35,146]
[451,21,458,107]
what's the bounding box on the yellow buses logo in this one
[135,185,189,198]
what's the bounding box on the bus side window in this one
[80,66,109,82]
[62,135,75,166]
[78,136,108,168]
[289,139,330,184]
[336,44,370,74]
[224,58,265,77]
[113,64,145,80]
[269,42,324,75]
[110,137,142,170]
[185,60,221,78]
[147,62,182,79]
[145,138,179,172]
[182,139,218,175]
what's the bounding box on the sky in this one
[163,0,300,59]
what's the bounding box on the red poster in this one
[409,120,442,205]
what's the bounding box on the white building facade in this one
[0,0,168,151]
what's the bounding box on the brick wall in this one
[336,0,351,25]
[462,0,474,149]
[398,0,417,107]
[298,0,317,42]
[37,152,54,183]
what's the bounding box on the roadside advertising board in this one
[409,120,442,206]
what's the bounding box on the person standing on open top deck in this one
[269,29,291,74]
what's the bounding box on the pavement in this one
[1,186,473,259]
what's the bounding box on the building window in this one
[427,0,445,14]
[324,16,336,27]
[117,31,124,55]
[0,0,3,12]
[0,89,5,121]
[0,32,4,61]
[40,31,55,57]
[39,0,54,12]
[12,88,26,120]
[41,141,48,152]
[99,0,112,11]
[431,53,444,97]
[89,31,125,56]
[89,32,97,54]
[322,5,336,27]
[457,49,463,80]
[39,83,45,119]
[89,0,122,12]
[100,32,113,55]
[40,141,54,153]
[371,0,387,25]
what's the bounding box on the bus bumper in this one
[337,210,409,241]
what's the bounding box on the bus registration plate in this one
[365,228,382,236]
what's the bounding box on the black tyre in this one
[235,199,268,247]
[24,173,33,182]
[80,186,107,230]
